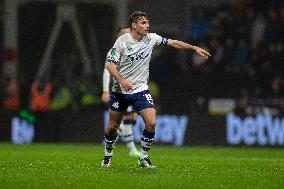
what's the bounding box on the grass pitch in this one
[0,143,283,189]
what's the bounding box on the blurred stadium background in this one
[0,0,283,147]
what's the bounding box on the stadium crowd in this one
[186,0,284,98]
[146,0,284,114]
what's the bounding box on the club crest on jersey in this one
[112,102,119,109]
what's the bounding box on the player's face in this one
[133,17,149,36]
[117,28,131,37]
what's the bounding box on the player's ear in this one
[132,22,136,30]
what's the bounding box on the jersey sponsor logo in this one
[126,49,150,65]
[112,102,119,109]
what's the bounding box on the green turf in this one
[0,143,283,189]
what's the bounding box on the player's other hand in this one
[119,78,133,92]
[194,47,211,59]
[101,92,110,103]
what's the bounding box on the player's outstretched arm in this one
[106,62,132,92]
[167,39,211,59]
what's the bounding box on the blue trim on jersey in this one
[159,38,168,46]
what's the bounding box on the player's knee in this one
[145,120,156,132]
[106,127,117,135]
[107,122,120,135]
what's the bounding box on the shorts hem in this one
[109,107,126,112]
[136,106,155,114]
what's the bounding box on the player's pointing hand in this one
[194,47,211,59]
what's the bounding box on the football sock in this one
[104,132,117,156]
[121,120,138,152]
[140,129,155,159]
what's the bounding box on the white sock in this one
[126,141,138,152]
[120,122,138,152]
[140,150,149,159]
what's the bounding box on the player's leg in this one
[120,110,141,157]
[132,90,156,168]
[102,109,123,167]
[139,107,156,168]
[105,109,124,153]
[102,92,128,168]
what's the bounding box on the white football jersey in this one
[107,33,168,94]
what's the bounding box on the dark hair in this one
[129,11,148,25]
